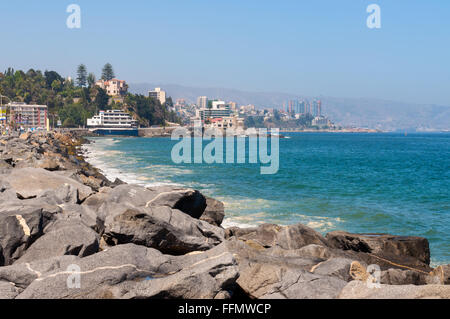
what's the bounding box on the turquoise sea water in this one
[84,133,450,265]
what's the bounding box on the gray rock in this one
[81,187,112,211]
[0,255,79,290]
[77,174,103,191]
[260,272,348,299]
[338,280,450,299]
[38,184,79,205]
[310,257,355,282]
[326,231,431,271]
[117,243,239,299]
[293,244,333,260]
[0,281,21,299]
[380,268,428,285]
[224,238,345,299]
[35,158,60,171]
[0,188,19,203]
[0,206,55,265]
[16,243,238,299]
[0,167,93,201]
[50,203,99,232]
[103,205,225,255]
[226,223,328,250]
[16,224,99,264]
[200,196,225,227]
[86,184,207,219]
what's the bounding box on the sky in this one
[0,0,449,105]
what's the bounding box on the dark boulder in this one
[380,268,428,285]
[226,223,329,250]
[0,206,55,265]
[200,196,225,227]
[326,231,431,271]
[102,205,225,255]
[15,224,99,264]
[87,184,207,219]
[0,255,79,297]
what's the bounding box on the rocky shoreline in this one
[0,131,448,299]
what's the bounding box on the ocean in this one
[83,133,450,265]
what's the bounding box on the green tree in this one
[51,79,62,92]
[62,118,76,128]
[94,87,109,110]
[44,70,63,89]
[76,64,87,87]
[87,73,96,88]
[23,92,32,104]
[101,63,115,81]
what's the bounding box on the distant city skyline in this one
[0,1,449,105]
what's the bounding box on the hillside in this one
[0,68,180,128]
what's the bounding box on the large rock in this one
[35,158,60,171]
[52,203,100,232]
[0,206,55,265]
[38,184,80,205]
[381,268,428,285]
[310,257,356,282]
[15,224,99,264]
[226,223,328,250]
[1,167,93,201]
[102,205,225,255]
[116,243,239,299]
[326,231,431,271]
[338,280,450,299]
[16,243,238,299]
[81,187,112,211]
[200,196,225,227]
[224,238,346,299]
[0,255,79,298]
[84,184,207,219]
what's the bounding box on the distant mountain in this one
[129,83,450,131]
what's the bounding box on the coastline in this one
[0,131,448,299]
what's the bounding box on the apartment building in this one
[8,102,48,130]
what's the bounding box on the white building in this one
[312,115,330,127]
[87,110,137,128]
[211,100,226,109]
[198,106,232,120]
[149,87,166,105]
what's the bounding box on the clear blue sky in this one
[0,0,449,105]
